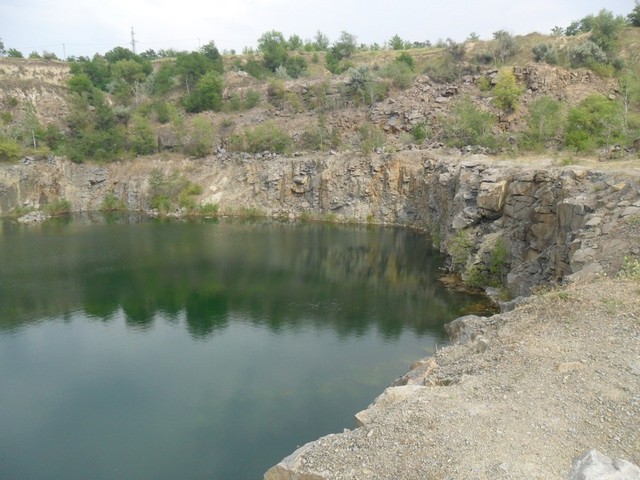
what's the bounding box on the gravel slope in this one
[265,277,640,479]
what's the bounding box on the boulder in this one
[570,450,640,480]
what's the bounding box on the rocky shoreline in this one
[265,278,640,479]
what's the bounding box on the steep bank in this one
[1,152,640,478]
[1,152,639,296]
[265,277,640,479]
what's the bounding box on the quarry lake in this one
[0,216,485,479]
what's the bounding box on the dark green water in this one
[0,215,484,480]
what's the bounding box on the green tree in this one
[589,9,626,53]
[285,55,307,78]
[153,62,175,95]
[492,30,517,64]
[568,41,608,67]
[493,68,524,111]
[443,96,497,149]
[332,31,357,60]
[566,94,624,151]
[395,52,415,71]
[629,1,640,26]
[200,41,224,73]
[7,48,23,58]
[175,52,212,93]
[313,31,330,51]
[183,71,224,113]
[129,114,156,155]
[446,39,466,62]
[0,38,5,56]
[104,46,136,64]
[521,96,565,151]
[68,73,95,96]
[258,30,289,71]
[389,34,405,50]
[287,34,303,51]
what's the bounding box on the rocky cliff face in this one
[1,152,639,297]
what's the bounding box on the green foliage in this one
[285,55,307,78]
[492,68,524,111]
[153,62,176,95]
[566,94,624,152]
[380,61,415,89]
[183,71,224,113]
[492,30,518,64]
[240,57,270,79]
[200,41,224,73]
[258,30,289,71]
[148,169,202,213]
[443,96,498,149]
[331,31,358,60]
[43,198,72,216]
[299,115,342,151]
[395,52,415,72]
[410,122,429,142]
[129,114,156,155]
[389,34,405,50]
[446,39,466,62]
[229,121,292,154]
[267,79,286,107]
[620,256,640,281]
[111,59,150,85]
[532,43,558,64]
[244,89,261,109]
[7,48,23,58]
[175,51,218,93]
[588,9,626,53]
[198,202,219,217]
[359,122,385,154]
[447,230,473,272]
[183,117,214,158]
[568,41,608,68]
[101,192,126,212]
[629,1,640,27]
[0,137,21,162]
[346,66,388,104]
[68,73,94,96]
[521,96,565,151]
[313,31,330,51]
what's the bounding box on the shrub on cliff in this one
[565,94,624,152]
[442,96,498,149]
[492,68,524,112]
[521,96,566,152]
[228,122,292,154]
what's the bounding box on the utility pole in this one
[62,43,66,60]
[130,27,137,54]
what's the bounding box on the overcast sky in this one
[0,0,635,58]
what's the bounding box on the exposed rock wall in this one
[1,152,639,297]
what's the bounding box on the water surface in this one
[0,216,483,479]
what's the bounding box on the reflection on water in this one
[0,215,484,480]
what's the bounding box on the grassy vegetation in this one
[1,6,640,165]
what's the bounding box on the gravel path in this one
[265,278,640,479]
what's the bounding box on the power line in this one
[131,27,137,54]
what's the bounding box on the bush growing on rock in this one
[442,96,498,149]
[228,122,292,154]
[565,94,624,152]
[521,96,566,152]
[492,68,524,112]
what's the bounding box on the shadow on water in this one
[0,214,486,339]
